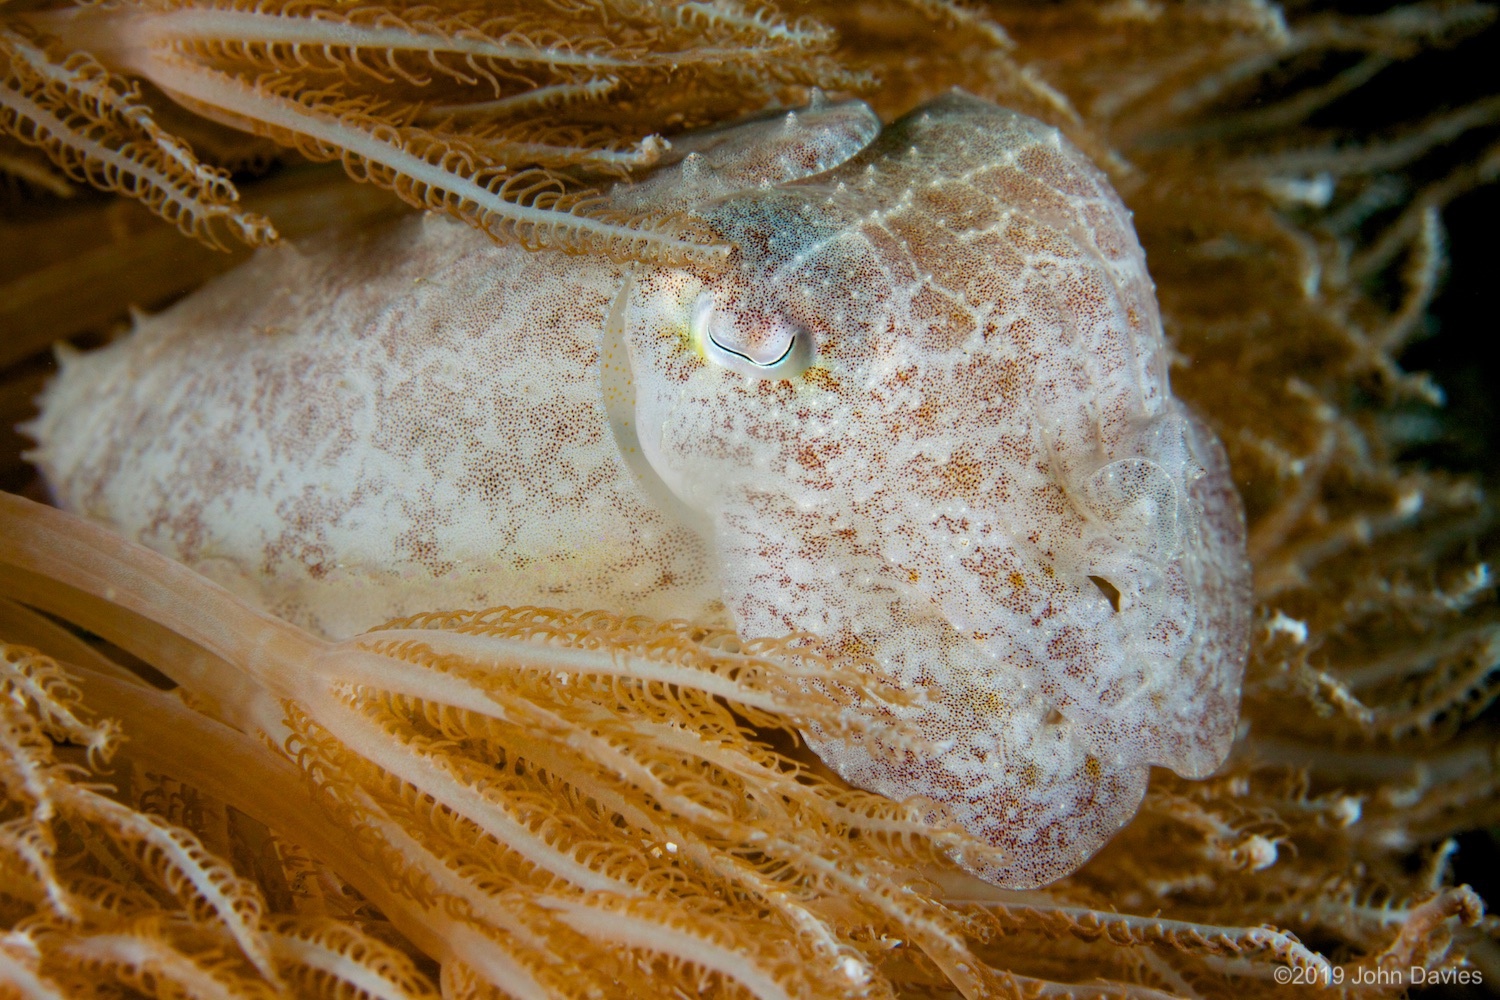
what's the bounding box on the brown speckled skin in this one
[35,216,722,637]
[33,92,1251,887]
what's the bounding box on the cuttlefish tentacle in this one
[28,90,1250,888]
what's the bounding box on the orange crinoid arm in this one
[4,0,870,261]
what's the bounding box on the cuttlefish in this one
[29,91,1252,888]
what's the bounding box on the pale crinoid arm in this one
[0,27,275,249]
[0,642,449,1000]
[136,56,730,265]
[19,0,870,261]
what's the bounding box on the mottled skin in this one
[32,91,1251,887]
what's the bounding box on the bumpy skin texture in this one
[32,219,721,636]
[626,93,1251,885]
[32,91,1251,887]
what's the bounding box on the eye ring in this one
[692,293,813,380]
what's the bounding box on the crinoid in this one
[2,1,1499,998]
[1,0,881,259]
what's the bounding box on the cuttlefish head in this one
[620,91,1251,887]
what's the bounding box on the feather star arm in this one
[5,0,874,260]
[0,25,276,249]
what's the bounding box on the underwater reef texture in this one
[1,1,1498,998]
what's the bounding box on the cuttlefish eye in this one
[691,291,812,380]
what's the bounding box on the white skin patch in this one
[31,90,1251,888]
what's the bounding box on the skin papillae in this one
[1,2,1499,1000]
[27,92,1255,889]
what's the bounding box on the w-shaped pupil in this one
[692,293,810,380]
[710,330,798,368]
